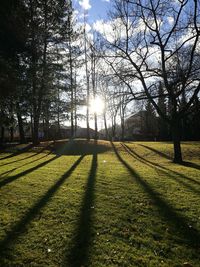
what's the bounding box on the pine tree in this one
[157,83,169,140]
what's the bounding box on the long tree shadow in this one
[140,144,200,170]
[0,154,59,188]
[0,155,85,259]
[52,139,110,156]
[139,144,172,160]
[65,146,98,267]
[182,161,200,171]
[111,142,200,248]
[0,152,52,178]
[123,143,200,188]
[0,168,17,177]
[0,144,52,167]
[122,144,200,196]
[0,144,34,161]
[0,152,38,167]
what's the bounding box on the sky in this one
[70,0,113,130]
[73,0,111,23]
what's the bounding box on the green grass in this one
[0,140,200,267]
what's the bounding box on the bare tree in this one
[90,43,98,139]
[83,12,90,140]
[102,0,200,163]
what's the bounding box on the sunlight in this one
[90,96,105,115]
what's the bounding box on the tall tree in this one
[157,82,168,140]
[0,0,28,144]
[83,13,90,140]
[102,0,200,163]
[26,0,70,144]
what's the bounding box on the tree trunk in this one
[10,127,14,142]
[83,13,90,140]
[16,104,26,143]
[69,40,74,138]
[74,72,77,137]
[94,113,98,140]
[103,113,108,140]
[112,121,116,141]
[171,121,183,163]
[57,114,61,139]
[33,115,40,145]
[121,120,125,141]
[1,126,5,144]
[44,118,49,140]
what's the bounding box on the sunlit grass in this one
[0,140,200,266]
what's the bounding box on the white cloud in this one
[93,18,141,43]
[93,19,127,43]
[102,0,110,2]
[79,0,91,10]
[76,22,91,33]
[167,16,174,25]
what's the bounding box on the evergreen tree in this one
[157,83,169,140]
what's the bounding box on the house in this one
[75,127,104,139]
[124,111,158,140]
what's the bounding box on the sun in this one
[90,96,105,115]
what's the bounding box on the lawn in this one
[0,140,200,267]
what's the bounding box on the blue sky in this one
[73,0,111,22]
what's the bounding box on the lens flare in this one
[90,96,105,115]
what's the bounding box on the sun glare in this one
[90,96,105,115]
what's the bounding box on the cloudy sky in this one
[73,0,110,22]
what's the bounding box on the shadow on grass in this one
[65,144,98,267]
[123,143,200,188]
[0,168,17,177]
[0,152,38,167]
[122,143,200,196]
[112,142,200,248]
[0,152,52,178]
[0,144,34,161]
[0,144,52,167]
[182,161,200,171]
[0,155,85,259]
[140,144,200,171]
[139,144,172,160]
[51,139,110,156]
[0,154,58,188]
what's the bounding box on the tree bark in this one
[69,35,74,138]
[121,119,125,141]
[74,70,77,137]
[1,126,5,144]
[16,103,26,143]
[94,113,98,139]
[171,120,183,163]
[33,114,40,145]
[10,127,14,142]
[83,13,90,140]
[103,113,108,140]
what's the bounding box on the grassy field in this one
[0,140,200,267]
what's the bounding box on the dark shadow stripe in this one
[0,152,39,167]
[139,144,172,160]
[123,143,200,187]
[0,144,52,167]
[112,142,200,248]
[65,151,97,267]
[140,144,200,171]
[0,155,59,188]
[0,155,85,253]
[0,144,34,161]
